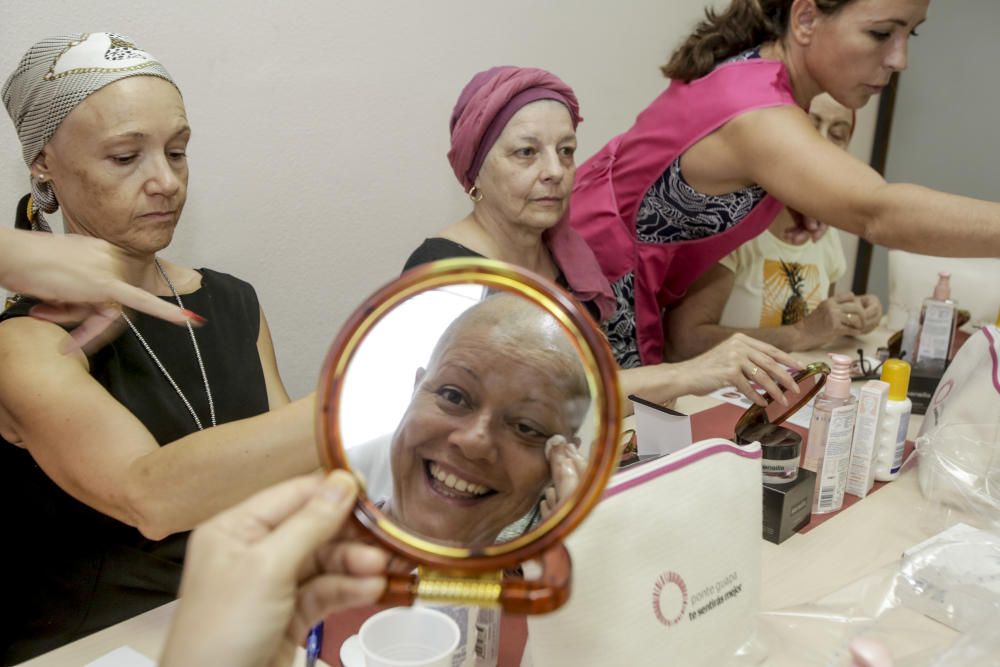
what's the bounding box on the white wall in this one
[872,1,1000,304]
[1,0,719,397]
[2,1,889,396]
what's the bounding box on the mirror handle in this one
[498,542,571,614]
[377,543,572,614]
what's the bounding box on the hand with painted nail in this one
[160,471,389,667]
[540,435,587,520]
[0,229,203,351]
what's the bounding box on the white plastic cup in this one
[358,607,460,667]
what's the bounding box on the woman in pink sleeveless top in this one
[570,0,1000,372]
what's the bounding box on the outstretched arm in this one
[727,106,1000,258]
[618,332,803,412]
[0,229,199,349]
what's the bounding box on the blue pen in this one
[306,621,324,667]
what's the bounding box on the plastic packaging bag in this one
[916,423,1000,530]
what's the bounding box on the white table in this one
[22,331,969,666]
[18,601,328,666]
[674,330,973,664]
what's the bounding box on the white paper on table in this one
[708,387,817,429]
[629,395,693,456]
[85,646,156,667]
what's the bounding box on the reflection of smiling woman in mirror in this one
[357,294,589,546]
[404,66,803,411]
[0,34,319,662]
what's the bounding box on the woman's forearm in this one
[666,321,816,360]
[124,395,320,539]
[618,365,687,413]
[863,183,1000,257]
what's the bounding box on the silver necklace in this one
[120,259,216,430]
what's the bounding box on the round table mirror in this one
[734,361,831,437]
[317,258,622,613]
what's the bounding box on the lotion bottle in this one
[914,272,957,371]
[804,353,857,514]
[873,359,912,482]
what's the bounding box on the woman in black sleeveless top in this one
[0,33,318,663]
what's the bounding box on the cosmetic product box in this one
[629,394,693,456]
[762,468,816,545]
[846,381,890,498]
[907,361,947,415]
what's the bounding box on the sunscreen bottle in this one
[804,354,857,514]
[873,360,912,482]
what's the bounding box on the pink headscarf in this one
[447,66,616,322]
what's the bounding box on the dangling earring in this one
[468,185,483,203]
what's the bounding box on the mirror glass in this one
[337,284,599,548]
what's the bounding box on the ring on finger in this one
[749,365,759,378]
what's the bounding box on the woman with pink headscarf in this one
[404,66,804,410]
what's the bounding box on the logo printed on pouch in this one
[651,571,688,627]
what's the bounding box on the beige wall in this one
[874,0,1000,306]
[1,1,715,396]
[1,1,881,396]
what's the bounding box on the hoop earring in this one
[468,185,483,203]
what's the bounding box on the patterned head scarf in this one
[447,67,615,322]
[2,32,176,231]
[448,66,582,192]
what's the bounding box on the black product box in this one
[908,361,947,415]
[762,468,815,545]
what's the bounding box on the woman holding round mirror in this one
[0,33,321,662]
[569,0,1000,372]
[404,66,803,411]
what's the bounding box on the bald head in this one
[428,293,589,403]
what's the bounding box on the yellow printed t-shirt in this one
[718,228,847,329]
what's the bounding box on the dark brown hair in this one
[662,0,854,82]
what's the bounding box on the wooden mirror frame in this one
[734,361,831,437]
[316,258,622,613]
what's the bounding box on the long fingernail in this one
[181,309,207,325]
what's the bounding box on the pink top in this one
[569,59,797,365]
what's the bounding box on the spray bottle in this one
[803,353,858,514]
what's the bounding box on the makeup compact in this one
[316,258,623,614]
[734,363,830,544]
